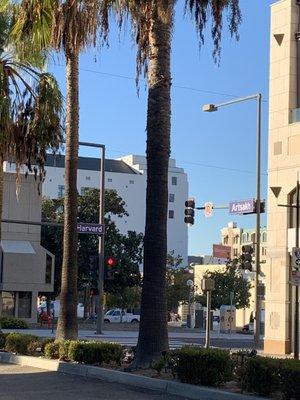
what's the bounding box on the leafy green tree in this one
[166,252,192,311]
[41,189,142,297]
[106,286,141,311]
[195,260,252,310]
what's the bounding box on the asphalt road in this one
[0,363,184,400]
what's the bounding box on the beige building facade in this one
[265,0,300,354]
[0,173,54,323]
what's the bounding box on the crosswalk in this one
[85,336,200,349]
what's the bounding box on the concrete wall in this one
[265,0,300,354]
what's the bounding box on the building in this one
[29,153,188,266]
[0,173,55,323]
[220,222,267,261]
[265,0,300,355]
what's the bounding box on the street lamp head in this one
[202,104,218,112]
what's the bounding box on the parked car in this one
[104,308,140,323]
[242,322,254,333]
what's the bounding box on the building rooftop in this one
[45,154,139,175]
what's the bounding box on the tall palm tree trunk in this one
[56,50,79,341]
[0,158,3,329]
[133,3,173,367]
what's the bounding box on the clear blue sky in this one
[49,0,274,256]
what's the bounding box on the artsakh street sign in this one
[229,199,255,215]
[77,223,104,235]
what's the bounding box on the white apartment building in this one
[25,154,188,266]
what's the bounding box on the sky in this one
[48,0,275,256]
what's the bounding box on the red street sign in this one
[213,244,231,259]
[77,223,104,235]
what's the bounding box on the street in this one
[0,363,183,400]
[2,328,255,350]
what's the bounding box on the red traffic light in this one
[106,256,116,267]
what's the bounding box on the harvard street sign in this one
[77,223,104,236]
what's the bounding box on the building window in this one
[45,254,52,284]
[262,247,267,256]
[242,233,248,243]
[86,176,91,181]
[129,180,134,184]
[18,292,32,319]
[171,177,177,186]
[169,193,175,202]
[80,187,90,196]
[223,236,229,245]
[169,210,174,219]
[234,235,239,244]
[108,178,112,183]
[251,233,256,243]
[58,185,65,199]
[1,292,15,317]
[262,232,267,243]
[233,248,238,257]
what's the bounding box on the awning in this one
[0,240,36,254]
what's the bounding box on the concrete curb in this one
[0,352,262,400]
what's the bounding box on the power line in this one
[50,63,242,99]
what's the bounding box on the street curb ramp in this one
[0,351,261,400]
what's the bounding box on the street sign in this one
[229,199,255,215]
[291,247,300,268]
[204,202,213,217]
[77,222,104,235]
[290,270,300,286]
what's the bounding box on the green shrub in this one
[0,332,9,349]
[59,340,72,361]
[243,356,281,396]
[44,341,60,359]
[41,338,55,354]
[174,347,232,386]
[0,317,29,329]
[26,340,41,356]
[280,359,300,400]
[152,356,166,374]
[68,341,123,366]
[5,333,39,355]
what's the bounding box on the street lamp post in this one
[203,93,262,349]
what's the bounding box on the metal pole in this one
[205,290,212,349]
[295,173,299,359]
[254,94,262,349]
[96,146,105,334]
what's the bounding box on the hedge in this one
[174,347,233,387]
[44,341,60,359]
[0,332,9,349]
[0,317,28,329]
[278,359,300,400]
[5,333,39,355]
[243,356,300,398]
[68,341,123,366]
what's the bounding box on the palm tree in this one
[100,0,242,367]
[0,3,63,233]
[0,2,63,327]
[12,0,103,340]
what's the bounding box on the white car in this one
[104,308,140,323]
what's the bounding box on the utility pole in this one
[295,174,299,359]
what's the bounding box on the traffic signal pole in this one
[295,174,299,359]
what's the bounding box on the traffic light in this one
[104,256,116,281]
[89,254,99,277]
[241,245,254,271]
[255,199,266,213]
[184,198,195,225]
